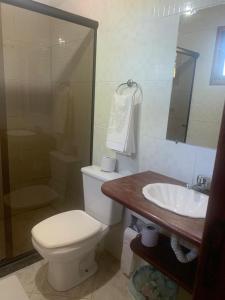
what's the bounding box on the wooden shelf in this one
[130,234,197,294]
[102,171,204,247]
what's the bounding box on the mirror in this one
[166,4,225,149]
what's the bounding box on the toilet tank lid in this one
[81,165,122,182]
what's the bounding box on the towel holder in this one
[116,79,142,100]
[116,79,137,91]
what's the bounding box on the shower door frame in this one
[0,0,98,265]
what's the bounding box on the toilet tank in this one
[81,165,123,226]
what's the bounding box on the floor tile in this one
[3,251,131,300]
[0,275,30,300]
[92,269,130,300]
[15,260,45,294]
[32,263,74,298]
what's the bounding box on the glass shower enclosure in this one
[0,0,97,262]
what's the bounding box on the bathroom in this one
[0,0,224,299]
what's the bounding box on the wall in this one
[178,5,225,148]
[33,0,220,186]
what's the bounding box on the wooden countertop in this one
[102,171,205,247]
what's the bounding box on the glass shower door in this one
[0,2,95,259]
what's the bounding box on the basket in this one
[128,265,178,300]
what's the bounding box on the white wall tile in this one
[92,125,115,165]
[139,135,217,184]
[193,146,216,181]
[94,82,118,128]
[139,136,197,183]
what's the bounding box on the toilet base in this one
[47,250,98,291]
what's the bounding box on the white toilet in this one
[31,165,123,291]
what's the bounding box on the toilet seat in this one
[31,210,103,249]
[32,232,100,263]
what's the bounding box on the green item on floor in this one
[128,265,178,300]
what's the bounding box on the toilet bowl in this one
[32,210,108,291]
[31,166,123,291]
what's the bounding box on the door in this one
[167,49,198,143]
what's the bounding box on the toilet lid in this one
[31,210,103,249]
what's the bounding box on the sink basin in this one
[142,183,208,218]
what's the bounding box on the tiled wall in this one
[139,138,216,184]
[35,0,221,184]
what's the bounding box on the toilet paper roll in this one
[121,227,138,276]
[141,224,159,247]
[101,156,116,172]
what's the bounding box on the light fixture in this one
[184,5,197,16]
[58,37,65,44]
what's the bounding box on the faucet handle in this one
[186,183,191,189]
[196,175,211,189]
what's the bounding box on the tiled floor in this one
[7,252,131,300]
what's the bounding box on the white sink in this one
[142,183,208,218]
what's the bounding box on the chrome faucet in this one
[187,175,211,194]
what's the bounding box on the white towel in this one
[106,92,136,155]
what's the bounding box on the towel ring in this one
[116,79,142,99]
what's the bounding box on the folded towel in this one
[106,92,136,155]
